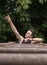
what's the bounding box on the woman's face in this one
[25,30,33,38]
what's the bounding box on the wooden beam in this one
[0,43,47,65]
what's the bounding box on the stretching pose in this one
[5,15,43,44]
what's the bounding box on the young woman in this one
[5,15,43,44]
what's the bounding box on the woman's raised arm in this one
[5,15,23,41]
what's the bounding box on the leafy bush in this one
[0,0,47,43]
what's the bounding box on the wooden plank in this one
[0,53,47,65]
[0,42,47,65]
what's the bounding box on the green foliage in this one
[16,0,31,9]
[0,0,47,43]
[39,0,47,4]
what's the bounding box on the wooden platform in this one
[0,42,47,65]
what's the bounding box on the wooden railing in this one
[0,42,47,65]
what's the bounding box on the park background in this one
[0,0,47,43]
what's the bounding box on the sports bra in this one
[22,39,32,44]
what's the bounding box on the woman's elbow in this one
[37,38,43,43]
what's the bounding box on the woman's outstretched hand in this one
[5,15,11,23]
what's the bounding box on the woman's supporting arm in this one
[33,38,43,43]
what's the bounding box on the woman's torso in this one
[19,38,33,44]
